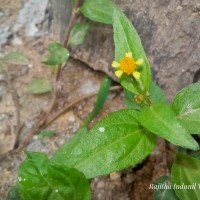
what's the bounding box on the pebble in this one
[0,74,5,81]
[33,135,39,140]
[0,114,8,121]
[68,115,76,122]
[97,181,105,189]
[28,64,33,68]
[78,105,82,110]
[79,80,99,95]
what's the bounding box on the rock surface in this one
[59,0,200,100]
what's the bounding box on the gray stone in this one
[13,0,49,36]
[97,181,105,189]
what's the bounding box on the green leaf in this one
[2,52,29,65]
[149,81,167,103]
[17,152,91,200]
[172,153,200,200]
[83,76,111,126]
[43,42,69,66]
[6,186,21,200]
[80,0,116,24]
[52,127,89,157]
[69,22,91,46]
[25,79,52,94]
[38,130,54,138]
[113,8,151,92]
[120,75,140,94]
[52,109,156,178]
[191,152,200,160]
[139,102,199,150]
[153,176,179,200]
[172,82,200,134]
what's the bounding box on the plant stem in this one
[56,0,82,82]
[143,92,152,106]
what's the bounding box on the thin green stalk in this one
[82,76,111,128]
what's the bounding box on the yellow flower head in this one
[112,52,143,79]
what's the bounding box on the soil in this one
[0,0,192,200]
